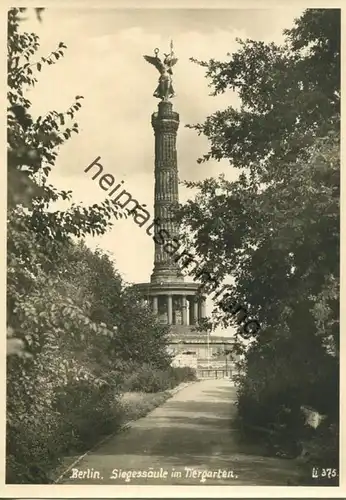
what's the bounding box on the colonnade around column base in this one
[148,293,206,326]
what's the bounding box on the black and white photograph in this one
[6,2,341,493]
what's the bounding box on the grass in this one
[120,391,171,422]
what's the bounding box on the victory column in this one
[136,42,233,372]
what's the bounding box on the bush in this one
[235,337,339,462]
[122,364,197,393]
[171,366,197,384]
[6,375,122,484]
[7,411,64,483]
[53,380,122,452]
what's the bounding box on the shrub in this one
[53,380,122,452]
[122,364,197,393]
[235,336,339,462]
[6,371,123,483]
[171,366,197,384]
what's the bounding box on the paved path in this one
[60,379,304,485]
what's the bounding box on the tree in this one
[7,7,128,355]
[6,9,180,483]
[7,9,126,234]
[112,285,171,369]
[180,8,339,340]
[55,241,171,370]
[187,9,339,176]
[6,8,124,482]
[178,8,340,460]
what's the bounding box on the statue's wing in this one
[170,57,178,67]
[143,55,164,72]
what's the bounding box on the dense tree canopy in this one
[188,9,339,174]
[180,8,339,344]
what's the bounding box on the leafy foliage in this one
[122,364,197,393]
[7,8,125,242]
[180,8,339,465]
[6,9,176,484]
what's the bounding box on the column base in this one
[151,268,184,284]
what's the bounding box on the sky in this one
[22,7,304,336]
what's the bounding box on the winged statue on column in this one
[144,40,178,101]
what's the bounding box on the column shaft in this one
[153,296,158,315]
[182,295,187,325]
[151,101,181,283]
[193,299,199,325]
[167,294,173,324]
[188,298,194,325]
[200,297,206,319]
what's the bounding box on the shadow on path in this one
[59,379,306,486]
